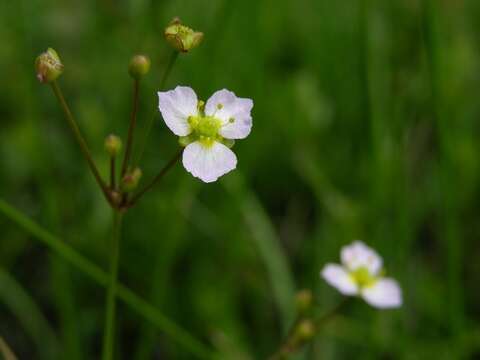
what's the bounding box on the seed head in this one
[164,17,203,53]
[35,48,64,83]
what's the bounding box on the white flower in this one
[158,86,253,182]
[321,241,402,309]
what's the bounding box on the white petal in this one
[158,86,198,136]
[321,263,358,296]
[182,141,237,183]
[361,278,402,309]
[341,240,383,275]
[205,89,253,139]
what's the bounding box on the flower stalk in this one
[134,50,179,166]
[102,210,123,360]
[110,156,116,189]
[50,81,112,205]
[269,298,349,360]
[105,134,122,190]
[121,78,140,177]
[127,148,182,207]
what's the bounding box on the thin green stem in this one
[50,81,111,204]
[0,199,215,359]
[269,299,349,360]
[127,148,182,207]
[160,51,179,90]
[102,210,123,360]
[313,298,349,328]
[121,79,140,177]
[134,51,179,166]
[110,156,116,189]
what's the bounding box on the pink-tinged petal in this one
[205,89,253,139]
[341,241,383,275]
[361,278,402,309]
[158,86,198,136]
[321,263,358,295]
[182,141,237,183]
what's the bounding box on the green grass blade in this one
[0,198,216,359]
[222,173,295,330]
[0,269,59,359]
[0,336,18,360]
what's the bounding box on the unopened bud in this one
[128,54,151,79]
[295,289,313,313]
[122,167,142,192]
[104,134,123,157]
[110,191,122,207]
[164,17,203,53]
[35,48,64,83]
[295,319,315,341]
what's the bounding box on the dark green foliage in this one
[1,0,480,358]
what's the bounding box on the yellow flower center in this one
[349,267,377,288]
[187,115,222,147]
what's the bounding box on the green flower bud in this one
[122,167,142,192]
[164,17,204,53]
[295,320,315,341]
[109,191,122,207]
[104,134,123,157]
[295,289,313,313]
[35,48,64,83]
[128,54,151,79]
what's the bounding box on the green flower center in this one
[349,267,377,288]
[186,115,222,147]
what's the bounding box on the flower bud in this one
[128,54,151,79]
[35,48,64,83]
[122,167,142,192]
[164,17,203,53]
[295,289,313,313]
[295,319,315,341]
[109,191,122,207]
[104,134,123,157]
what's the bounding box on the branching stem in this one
[50,81,112,205]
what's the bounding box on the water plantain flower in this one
[158,86,253,182]
[321,241,402,309]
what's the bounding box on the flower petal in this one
[321,263,358,295]
[361,278,402,309]
[341,240,383,275]
[182,141,237,183]
[158,86,198,136]
[205,89,253,139]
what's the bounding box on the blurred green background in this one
[1,0,480,358]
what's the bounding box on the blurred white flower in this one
[321,241,402,309]
[158,86,253,182]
